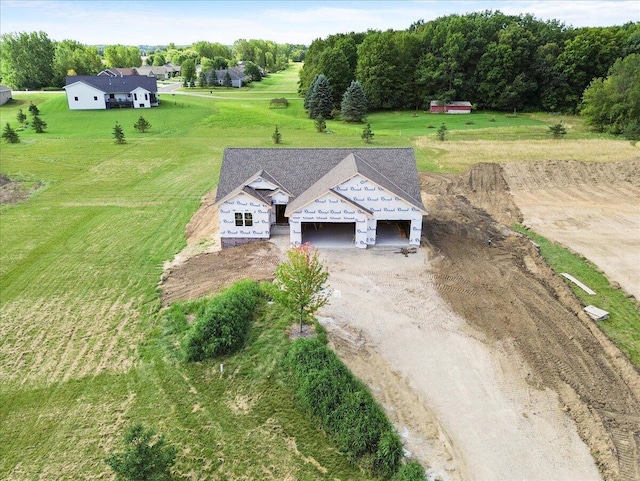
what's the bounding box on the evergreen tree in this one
[549,121,567,138]
[28,102,40,116]
[113,122,126,144]
[306,74,333,119]
[314,114,326,133]
[272,125,282,144]
[436,123,448,141]
[133,116,151,133]
[341,80,368,122]
[198,70,207,88]
[16,109,27,125]
[361,122,374,143]
[31,114,47,133]
[223,71,233,87]
[207,70,218,87]
[189,77,195,88]
[2,123,19,143]
[304,74,321,112]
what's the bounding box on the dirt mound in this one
[0,175,41,205]
[423,162,640,481]
[160,241,280,305]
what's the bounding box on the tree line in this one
[299,10,639,114]
[0,33,307,90]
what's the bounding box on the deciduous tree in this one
[274,244,329,332]
[0,31,55,90]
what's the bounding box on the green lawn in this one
[0,67,637,479]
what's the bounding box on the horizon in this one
[1,0,638,47]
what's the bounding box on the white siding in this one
[334,175,422,245]
[132,87,151,108]
[218,192,271,239]
[0,89,12,106]
[270,191,289,205]
[289,192,370,248]
[248,176,278,190]
[65,82,106,110]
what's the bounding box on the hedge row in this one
[183,279,262,361]
[283,337,404,478]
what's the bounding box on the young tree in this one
[197,70,207,88]
[223,71,233,88]
[314,114,326,133]
[207,70,218,87]
[361,122,374,143]
[113,122,126,144]
[180,58,196,86]
[28,102,40,116]
[272,125,282,144]
[16,109,27,125]
[274,243,330,332]
[2,123,19,143]
[105,424,176,481]
[31,114,47,133]
[133,116,151,133]
[549,121,567,138]
[436,123,448,141]
[341,80,368,122]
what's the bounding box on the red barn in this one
[430,101,472,114]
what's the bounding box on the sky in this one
[1,0,638,46]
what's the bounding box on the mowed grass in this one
[515,226,640,367]
[0,66,637,479]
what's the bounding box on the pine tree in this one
[223,71,232,88]
[16,109,27,125]
[133,116,151,133]
[309,74,333,119]
[198,71,207,88]
[436,123,447,141]
[314,115,326,133]
[272,125,282,144]
[2,123,20,143]
[113,122,126,144]
[304,74,321,112]
[28,102,39,116]
[208,70,217,87]
[341,80,368,122]
[31,114,47,133]
[361,123,374,143]
[549,121,567,139]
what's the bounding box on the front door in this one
[275,205,287,224]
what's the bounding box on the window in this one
[234,213,253,226]
[144,93,148,100]
[134,93,138,101]
[93,96,98,101]
[74,96,78,101]
[139,103,144,108]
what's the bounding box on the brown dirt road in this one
[161,159,640,481]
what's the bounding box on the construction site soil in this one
[161,159,640,481]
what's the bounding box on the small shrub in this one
[489,116,496,122]
[373,429,404,478]
[113,122,126,144]
[133,116,151,133]
[623,120,640,141]
[426,123,435,129]
[183,279,261,361]
[548,121,567,139]
[392,460,427,481]
[436,123,447,141]
[272,125,282,144]
[28,102,39,115]
[104,424,176,481]
[361,122,374,143]
[465,120,474,125]
[2,123,20,144]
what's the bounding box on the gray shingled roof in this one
[216,148,426,212]
[65,75,158,93]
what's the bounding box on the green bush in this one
[283,338,403,476]
[392,460,427,480]
[183,279,261,361]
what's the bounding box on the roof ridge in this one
[351,152,422,206]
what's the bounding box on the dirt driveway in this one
[161,159,640,481]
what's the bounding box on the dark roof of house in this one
[65,75,158,93]
[210,68,246,80]
[98,68,138,77]
[216,148,426,212]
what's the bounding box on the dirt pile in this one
[422,161,640,481]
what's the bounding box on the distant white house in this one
[0,85,12,106]
[64,76,158,110]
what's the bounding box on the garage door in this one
[301,222,355,247]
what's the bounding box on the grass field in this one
[0,64,637,479]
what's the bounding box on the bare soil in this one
[161,159,640,481]
[0,175,41,205]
